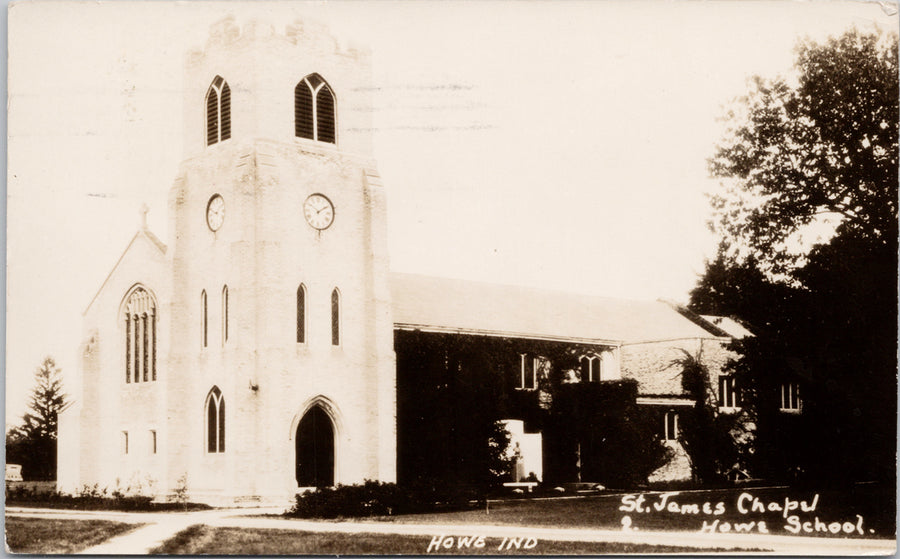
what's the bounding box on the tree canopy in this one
[708,28,898,274]
[694,28,898,485]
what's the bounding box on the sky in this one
[5,0,897,424]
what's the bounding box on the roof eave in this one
[392,322,622,348]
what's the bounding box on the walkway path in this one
[6,506,896,555]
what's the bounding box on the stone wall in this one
[621,337,735,398]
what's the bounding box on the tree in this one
[708,28,898,274]
[688,242,798,332]
[6,357,68,481]
[672,349,747,484]
[698,28,898,484]
[395,331,670,490]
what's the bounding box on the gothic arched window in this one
[206,76,232,146]
[295,74,335,144]
[579,354,602,383]
[297,284,307,344]
[331,288,340,346]
[123,286,158,383]
[205,386,225,453]
[201,290,208,349]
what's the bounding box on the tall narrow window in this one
[206,76,231,146]
[206,387,225,453]
[123,286,158,383]
[134,315,141,380]
[220,82,231,141]
[125,315,132,383]
[222,285,229,346]
[150,430,157,454]
[316,85,335,143]
[295,74,336,144]
[718,375,739,409]
[663,412,678,441]
[331,288,340,346]
[780,382,801,412]
[517,354,538,390]
[295,80,314,139]
[151,309,157,381]
[142,313,149,381]
[201,290,208,348]
[297,284,306,343]
[122,431,129,454]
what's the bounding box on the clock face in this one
[206,194,225,231]
[304,193,334,230]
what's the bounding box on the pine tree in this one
[7,357,68,480]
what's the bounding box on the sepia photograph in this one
[5,0,898,554]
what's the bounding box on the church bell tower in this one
[165,16,395,501]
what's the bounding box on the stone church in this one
[57,17,757,504]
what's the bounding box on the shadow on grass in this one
[150,525,764,555]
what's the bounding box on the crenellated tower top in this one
[182,16,374,159]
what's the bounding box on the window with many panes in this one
[780,382,801,412]
[718,375,740,409]
[517,354,550,390]
[124,286,157,383]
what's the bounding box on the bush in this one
[543,381,671,487]
[288,480,480,518]
[5,484,210,512]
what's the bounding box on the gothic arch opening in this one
[295,405,334,487]
[120,284,159,383]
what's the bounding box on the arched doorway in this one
[295,405,334,487]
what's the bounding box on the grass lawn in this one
[151,525,757,554]
[5,516,143,554]
[362,484,895,539]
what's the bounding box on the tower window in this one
[150,430,157,454]
[122,431,129,454]
[123,286,157,383]
[206,387,225,453]
[222,285,229,346]
[297,284,307,344]
[201,290,208,348]
[206,76,232,146]
[295,74,336,144]
[331,288,340,346]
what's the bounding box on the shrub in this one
[288,480,480,518]
[5,484,209,512]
